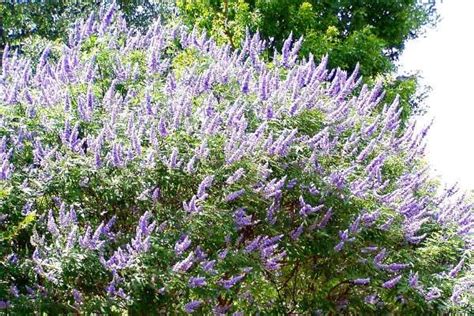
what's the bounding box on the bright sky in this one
[398,0,474,190]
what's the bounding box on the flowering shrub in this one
[0,4,472,314]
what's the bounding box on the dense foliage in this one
[0,5,472,314]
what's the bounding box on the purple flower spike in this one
[99,2,116,34]
[152,187,161,203]
[188,276,207,288]
[448,258,465,278]
[382,275,402,289]
[175,235,192,256]
[425,288,441,301]
[172,252,194,273]
[184,300,202,313]
[353,278,370,285]
[197,175,214,198]
[408,272,419,288]
[72,289,82,305]
[220,274,245,289]
[226,189,245,202]
[290,223,304,240]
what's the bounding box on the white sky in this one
[398,0,474,190]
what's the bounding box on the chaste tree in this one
[0,3,471,314]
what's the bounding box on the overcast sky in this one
[398,0,474,190]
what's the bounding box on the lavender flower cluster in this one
[0,3,472,314]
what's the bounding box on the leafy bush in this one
[0,4,472,314]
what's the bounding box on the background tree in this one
[178,0,436,76]
[177,0,438,120]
